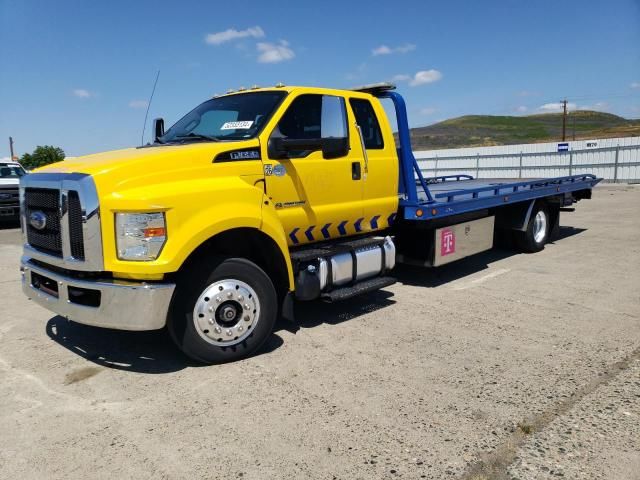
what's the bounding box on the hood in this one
[35,141,263,192]
[39,144,220,176]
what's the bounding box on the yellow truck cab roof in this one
[216,85,377,100]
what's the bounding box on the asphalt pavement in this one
[1,185,638,480]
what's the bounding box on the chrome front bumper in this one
[21,258,175,331]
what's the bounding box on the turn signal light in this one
[144,227,166,238]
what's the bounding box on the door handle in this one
[351,162,362,180]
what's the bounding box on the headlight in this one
[115,212,167,261]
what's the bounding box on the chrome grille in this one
[68,191,85,260]
[25,188,63,257]
[20,172,103,271]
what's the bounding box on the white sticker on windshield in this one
[221,121,254,130]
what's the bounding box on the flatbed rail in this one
[401,174,601,221]
[435,174,598,202]
[424,174,474,184]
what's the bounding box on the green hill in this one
[406,110,640,150]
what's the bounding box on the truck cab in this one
[260,88,399,245]
[0,161,26,222]
[20,84,600,364]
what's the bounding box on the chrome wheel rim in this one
[533,211,547,244]
[193,279,260,347]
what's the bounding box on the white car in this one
[0,162,26,221]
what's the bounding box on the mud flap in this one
[549,206,561,241]
[281,291,296,323]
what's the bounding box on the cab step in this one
[321,276,396,302]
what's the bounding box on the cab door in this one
[348,97,399,232]
[262,93,364,246]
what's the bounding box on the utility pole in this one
[9,137,15,161]
[561,99,568,142]
[572,112,576,141]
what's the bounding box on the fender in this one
[101,176,281,276]
[494,200,536,231]
[260,198,295,290]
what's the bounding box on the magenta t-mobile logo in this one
[441,229,455,256]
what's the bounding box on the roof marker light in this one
[351,82,396,94]
[275,82,285,88]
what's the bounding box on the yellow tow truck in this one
[20,83,600,363]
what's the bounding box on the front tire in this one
[168,257,278,364]
[515,204,550,253]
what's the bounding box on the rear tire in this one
[515,204,550,253]
[167,257,278,364]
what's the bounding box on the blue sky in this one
[1,0,639,158]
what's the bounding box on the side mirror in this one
[153,118,165,142]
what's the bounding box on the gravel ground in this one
[0,185,638,480]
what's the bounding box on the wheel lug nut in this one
[244,315,250,322]
[208,318,214,325]
[237,295,244,302]
[208,306,214,313]
[216,297,221,303]
[226,329,232,336]
[227,292,233,298]
[214,326,221,333]
[238,326,243,332]
[244,303,250,310]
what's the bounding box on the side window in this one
[271,94,348,159]
[349,98,384,149]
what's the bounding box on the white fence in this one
[414,136,640,183]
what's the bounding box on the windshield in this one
[160,91,287,143]
[0,165,26,178]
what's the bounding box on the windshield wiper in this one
[174,133,220,142]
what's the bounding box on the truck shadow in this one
[395,249,515,288]
[45,316,284,374]
[43,226,585,373]
[0,220,20,229]
[290,290,396,330]
[397,226,586,287]
[553,225,587,241]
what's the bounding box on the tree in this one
[20,145,65,170]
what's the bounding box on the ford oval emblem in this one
[29,211,47,230]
